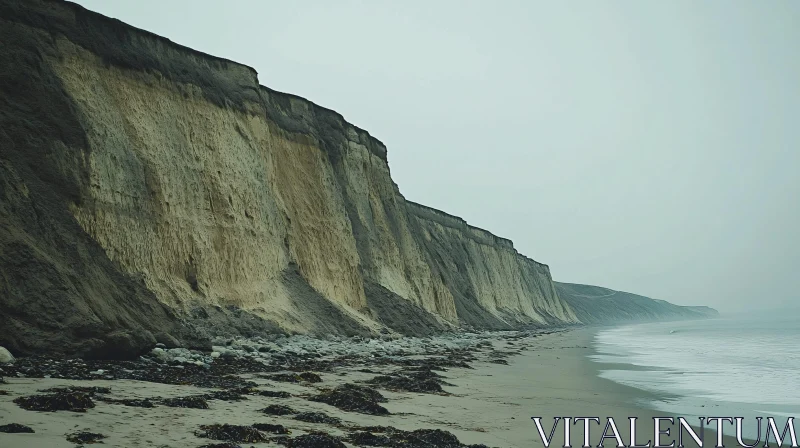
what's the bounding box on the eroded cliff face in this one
[0,0,577,357]
[555,282,720,324]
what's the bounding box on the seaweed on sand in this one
[14,390,95,412]
[195,424,268,443]
[310,383,388,415]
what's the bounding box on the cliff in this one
[0,0,578,358]
[555,282,720,324]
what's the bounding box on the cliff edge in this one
[0,0,579,358]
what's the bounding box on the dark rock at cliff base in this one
[0,423,35,433]
[1,356,256,390]
[196,424,268,443]
[154,332,182,349]
[14,390,95,412]
[84,330,157,360]
[66,431,106,444]
[310,383,388,415]
[198,444,242,448]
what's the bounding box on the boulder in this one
[84,330,157,360]
[154,332,181,349]
[0,346,15,364]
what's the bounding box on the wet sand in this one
[0,327,738,447]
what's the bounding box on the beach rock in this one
[154,332,181,349]
[220,350,239,359]
[0,346,15,364]
[85,330,156,360]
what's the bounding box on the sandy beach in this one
[0,327,738,448]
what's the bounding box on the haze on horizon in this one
[71,0,799,313]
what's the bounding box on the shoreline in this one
[0,326,740,447]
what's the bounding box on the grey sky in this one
[72,0,799,312]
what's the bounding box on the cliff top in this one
[4,0,388,157]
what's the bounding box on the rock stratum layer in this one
[555,282,719,324]
[0,0,582,358]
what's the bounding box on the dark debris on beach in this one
[66,431,106,444]
[0,329,556,448]
[276,433,347,448]
[367,367,451,394]
[252,422,291,434]
[293,411,341,425]
[0,423,35,433]
[196,424,268,443]
[258,389,291,398]
[310,383,389,415]
[98,397,155,408]
[0,356,260,390]
[14,389,95,412]
[161,396,209,409]
[198,443,243,448]
[260,404,296,415]
[263,371,322,383]
[347,426,490,448]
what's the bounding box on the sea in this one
[590,312,800,440]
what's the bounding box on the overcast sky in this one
[73,0,799,312]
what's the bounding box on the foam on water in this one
[590,313,800,438]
